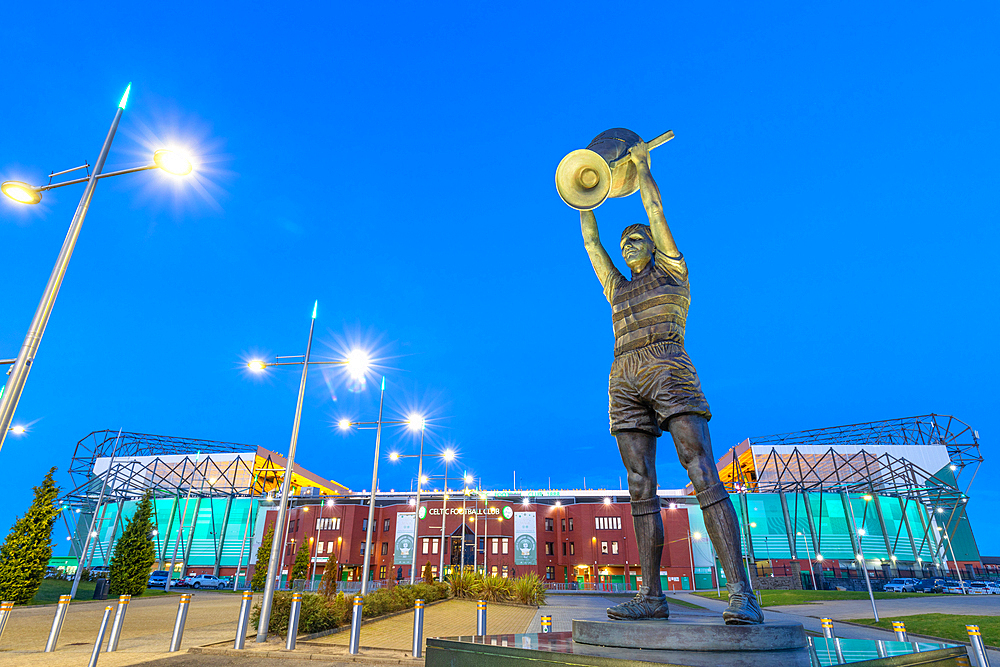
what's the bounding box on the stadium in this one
[56,414,985,591]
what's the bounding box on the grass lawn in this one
[847,614,999,648]
[694,589,940,607]
[27,579,183,605]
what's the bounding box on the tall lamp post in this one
[389,447,455,581]
[247,304,368,643]
[341,410,426,593]
[0,84,194,454]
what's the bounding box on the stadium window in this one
[327,541,334,553]
[383,519,391,533]
[492,538,499,554]
[561,519,566,531]
[360,543,366,555]
[379,565,386,579]
[432,539,439,554]
[491,565,498,576]
[595,516,622,531]
[502,565,509,578]
[332,517,341,530]
[562,543,567,556]
[568,518,574,531]
[546,542,554,555]
[362,519,368,531]
[502,538,509,554]
[570,542,575,555]
[381,542,389,555]
[545,566,555,580]
[612,541,619,555]
[601,541,608,554]
[317,541,324,554]
[479,537,485,550]
[422,538,430,555]
[545,518,553,531]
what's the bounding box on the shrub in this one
[511,571,547,606]
[250,582,450,637]
[318,557,338,599]
[250,526,274,591]
[449,569,480,599]
[423,562,434,583]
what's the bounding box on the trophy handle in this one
[607,130,675,168]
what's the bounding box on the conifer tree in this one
[109,491,156,596]
[0,467,60,604]
[250,525,274,591]
[290,540,310,582]
[423,561,434,584]
[318,555,338,598]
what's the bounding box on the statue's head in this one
[620,224,654,274]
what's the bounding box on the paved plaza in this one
[0,590,246,666]
[3,590,997,666]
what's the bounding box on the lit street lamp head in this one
[389,452,400,461]
[443,449,455,462]
[153,149,193,176]
[346,350,369,379]
[8,425,25,435]
[1,181,42,205]
[248,360,267,372]
[407,415,425,431]
[338,419,351,430]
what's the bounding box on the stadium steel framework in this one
[60,430,296,568]
[722,414,982,572]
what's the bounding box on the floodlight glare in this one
[338,419,351,430]
[420,475,429,485]
[248,360,266,372]
[443,449,455,461]
[389,452,400,461]
[408,415,425,430]
[816,554,824,561]
[346,350,369,379]
[603,497,611,505]
[464,474,474,485]
[692,531,702,540]
[153,149,193,176]
[1,181,41,205]
[9,425,25,435]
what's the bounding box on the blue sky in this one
[1,2,997,554]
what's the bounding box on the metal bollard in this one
[412,599,425,658]
[106,594,130,651]
[876,640,888,658]
[0,600,13,644]
[87,605,113,667]
[476,599,487,636]
[348,596,363,654]
[168,594,192,652]
[893,620,908,642]
[234,591,253,649]
[967,625,991,667]
[44,595,72,651]
[541,615,552,633]
[821,618,835,640]
[286,592,303,651]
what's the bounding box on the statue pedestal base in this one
[573,617,806,652]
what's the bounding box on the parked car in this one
[967,581,992,595]
[147,570,170,588]
[987,581,1000,595]
[216,576,234,588]
[943,579,968,594]
[883,577,920,593]
[915,578,945,593]
[185,574,227,589]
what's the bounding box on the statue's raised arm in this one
[628,140,680,258]
[580,209,617,288]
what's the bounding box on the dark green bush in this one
[250,581,450,636]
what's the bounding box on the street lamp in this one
[251,303,369,643]
[0,84,194,454]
